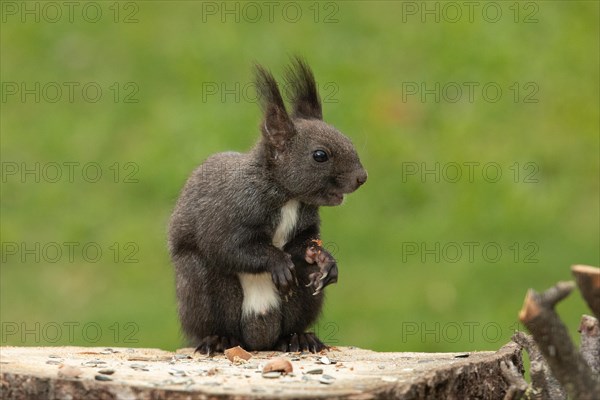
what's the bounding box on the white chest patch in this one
[272,199,300,250]
[239,200,300,317]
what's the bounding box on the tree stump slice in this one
[0,343,521,399]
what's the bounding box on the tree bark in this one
[511,331,565,400]
[579,314,600,375]
[500,359,528,400]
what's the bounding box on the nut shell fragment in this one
[262,358,293,374]
[224,346,252,363]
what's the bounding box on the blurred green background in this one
[1,1,598,353]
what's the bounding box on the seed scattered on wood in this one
[98,369,115,375]
[82,360,106,368]
[319,356,331,365]
[46,360,61,365]
[128,355,171,362]
[319,374,335,384]
[95,374,112,381]
[48,354,60,359]
[262,371,282,379]
[454,354,469,358]
[305,368,323,375]
[130,363,149,371]
[262,358,293,374]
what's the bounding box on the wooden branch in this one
[572,265,600,320]
[511,331,565,400]
[500,359,528,400]
[579,314,600,374]
[519,282,600,400]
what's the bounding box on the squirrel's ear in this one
[255,64,296,151]
[285,57,323,120]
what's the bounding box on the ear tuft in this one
[254,64,296,151]
[284,56,323,120]
[254,64,286,115]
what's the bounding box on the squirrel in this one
[168,57,367,354]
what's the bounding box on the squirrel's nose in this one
[355,170,368,187]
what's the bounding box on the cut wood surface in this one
[0,343,521,399]
[572,264,600,319]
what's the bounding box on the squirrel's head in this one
[255,57,367,206]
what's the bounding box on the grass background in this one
[1,1,598,353]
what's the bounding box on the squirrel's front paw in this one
[270,254,296,293]
[305,242,338,295]
[306,262,338,295]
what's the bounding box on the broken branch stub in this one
[511,331,566,400]
[519,282,600,400]
[572,264,600,320]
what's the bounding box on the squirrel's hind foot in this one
[275,332,328,353]
[194,335,241,355]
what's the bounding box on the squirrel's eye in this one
[312,150,329,163]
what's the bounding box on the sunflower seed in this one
[305,368,323,375]
[168,369,187,377]
[130,363,149,371]
[82,361,104,367]
[319,356,331,365]
[98,369,115,375]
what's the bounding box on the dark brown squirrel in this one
[168,57,367,354]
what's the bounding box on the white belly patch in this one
[239,200,300,317]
